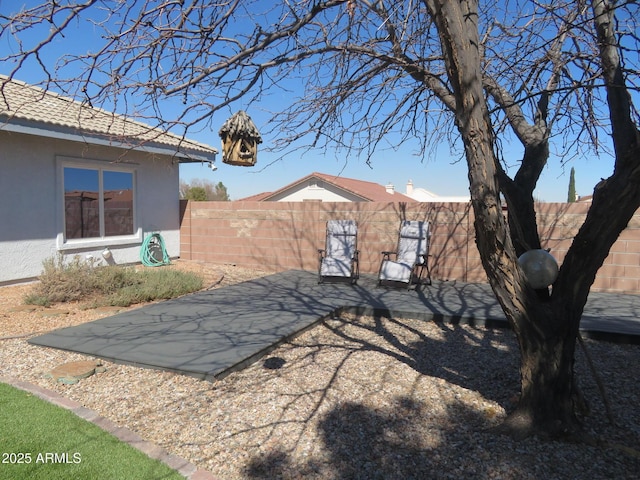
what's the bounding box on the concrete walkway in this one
[29,270,640,381]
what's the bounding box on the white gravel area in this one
[1,261,639,479]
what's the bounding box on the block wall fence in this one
[179,200,640,294]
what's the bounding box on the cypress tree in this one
[567,167,576,202]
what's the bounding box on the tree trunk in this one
[498,0,640,438]
[499,300,584,438]
[488,265,585,438]
[500,140,548,256]
[428,0,583,438]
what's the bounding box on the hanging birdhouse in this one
[218,110,262,166]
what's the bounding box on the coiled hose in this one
[140,233,171,267]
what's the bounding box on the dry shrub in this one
[24,256,203,307]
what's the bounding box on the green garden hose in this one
[140,233,171,267]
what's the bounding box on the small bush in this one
[103,269,203,306]
[24,256,204,307]
[25,255,98,304]
[22,293,51,307]
[94,265,142,294]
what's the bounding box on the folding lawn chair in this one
[378,220,431,289]
[318,220,360,284]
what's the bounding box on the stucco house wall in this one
[0,74,217,285]
[0,130,182,284]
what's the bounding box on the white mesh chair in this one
[318,220,359,284]
[378,220,431,289]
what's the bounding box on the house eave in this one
[0,120,218,163]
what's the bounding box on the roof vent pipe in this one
[406,180,414,196]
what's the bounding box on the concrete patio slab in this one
[28,270,640,381]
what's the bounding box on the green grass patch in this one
[23,256,203,308]
[0,383,184,480]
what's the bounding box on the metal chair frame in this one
[318,220,360,284]
[378,221,431,289]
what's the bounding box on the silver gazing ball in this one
[517,249,559,289]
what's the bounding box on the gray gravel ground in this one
[1,263,639,479]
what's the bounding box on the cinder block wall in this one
[179,200,640,294]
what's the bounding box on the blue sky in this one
[179,93,614,201]
[180,110,613,202]
[1,1,618,202]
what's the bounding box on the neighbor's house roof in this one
[240,172,417,202]
[0,75,217,163]
[405,180,470,203]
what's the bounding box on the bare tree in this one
[2,0,639,438]
[180,179,230,201]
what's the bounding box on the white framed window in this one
[57,157,141,249]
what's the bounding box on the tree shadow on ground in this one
[241,313,639,480]
[325,312,522,407]
[244,396,499,479]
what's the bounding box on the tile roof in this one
[240,172,417,202]
[0,75,217,162]
[238,191,274,202]
[314,172,415,202]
